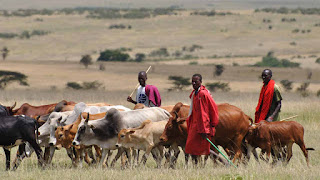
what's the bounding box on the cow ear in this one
[68,124,74,131]
[129,130,135,134]
[57,116,63,123]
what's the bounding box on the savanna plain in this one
[0,5,320,180]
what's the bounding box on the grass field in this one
[0,91,319,179]
[0,3,320,179]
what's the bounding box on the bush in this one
[317,90,320,97]
[206,82,231,92]
[296,82,310,97]
[280,80,293,91]
[168,76,191,91]
[149,48,169,57]
[214,64,225,76]
[66,81,103,90]
[135,53,146,62]
[80,54,93,68]
[0,33,18,39]
[97,49,130,62]
[253,51,300,68]
[189,61,198,65]
[66,82,82,90]
[315,58,320,64]
[1,46,9,60]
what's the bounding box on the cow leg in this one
[25,142,34,157]
[286,142,294,165]
[83,147,92,165]
[209,149,229,166]
[66,148,75,162]
[4,148,11,171]
[94,145,102,163]
[105,150,113,167]
[141,146,153,166]
[297,141,310,167]
[12,144,27,171]
[28,141,44,169]
[99,148,109,168]
[110,148,125,167]
[43,147,50,163]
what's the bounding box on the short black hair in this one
[192,74,202,82]
[138,71,147,78]
[263,69,272,77]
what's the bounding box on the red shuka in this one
[255,79,275,123]
[185,85,219,155]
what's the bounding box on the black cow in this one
[0,114,44,170]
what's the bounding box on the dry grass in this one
[0,92,319,179]
[1,10,320,65]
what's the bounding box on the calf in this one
[55,112,105,167]
[245,120,314,166]
[0,115,44,170]
[116,120,168,168]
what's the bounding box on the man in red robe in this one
[255,69,282,123]
[185,74,219,156]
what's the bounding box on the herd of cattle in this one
[0,100,314,171]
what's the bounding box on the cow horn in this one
[11,102,16,109]
[85,113,89,123]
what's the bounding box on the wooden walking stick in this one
[129,66,152,97]
[280,115,298,121]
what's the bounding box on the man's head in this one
[138,71,147,87]
[192,74,202,90]
[261,69,272,84]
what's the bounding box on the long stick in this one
[280,115,298,121]
[206,137,237,168]
[129,66,152,97]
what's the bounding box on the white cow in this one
[72,107,171,167]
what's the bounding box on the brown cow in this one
[245,120,314,166]
[11,100,76,117]
[160,102,252,166]
[55,112,105,167]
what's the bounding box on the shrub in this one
[280,80,293,91]
[135,53,146,62]
[214,64,225,76]
[1,46,9,60]
[66,81,103,90]
[206,82,231,92]
[66,82,82,90]
[149,48,169,57]
[189,61,198,65]
[296,82,310,97]
[80,54,93,68]
[0,70,29,89]
[168,76,191,91]
[253,51,300,67]
[315,58,320,64]
[317,90,320,97]
[97,49,130,62]
[0,33,18,39]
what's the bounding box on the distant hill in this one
[0,0,319,10]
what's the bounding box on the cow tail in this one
[306,148,315,151]
[34,118,40,145]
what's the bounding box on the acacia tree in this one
[0,70,29,89]
[80,54,93,68]
[168,75,191,91]
[1,46,9,60]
